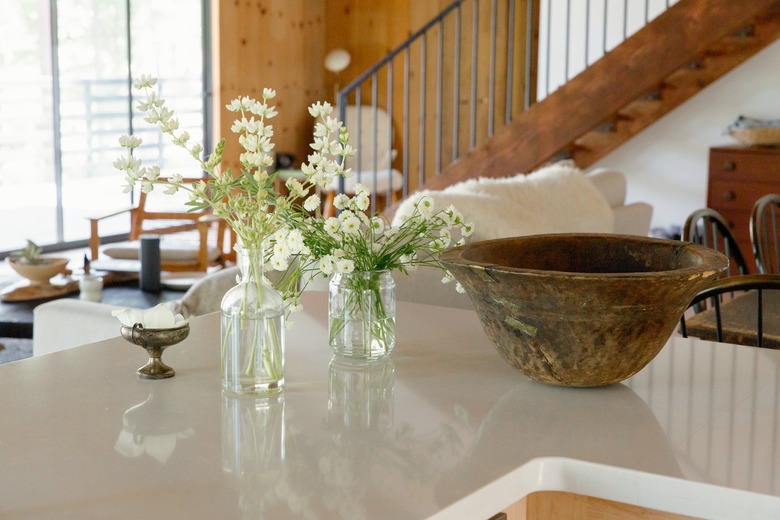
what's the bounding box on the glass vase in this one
[328,270,395,359]
[221,247,285,395]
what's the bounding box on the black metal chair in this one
[750,193,780,274]
[680,274,780,349]
[683,208,750,277]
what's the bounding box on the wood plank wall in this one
[211,0,328,175]
[212,0,531,194]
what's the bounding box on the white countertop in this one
[2,292,780,519]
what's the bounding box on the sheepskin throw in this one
[391,162,614,242]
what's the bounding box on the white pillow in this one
[392,161,614,241]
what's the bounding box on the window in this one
[0,0,210,254]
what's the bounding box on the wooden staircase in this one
[423,0,780,191]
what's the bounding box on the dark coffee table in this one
[0,277,186,339]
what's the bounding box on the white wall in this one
[591,39,780,233]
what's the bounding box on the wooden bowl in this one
[439,234,728,387]
[7,257,69,285]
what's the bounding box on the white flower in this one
[303,194,321,212]
[333,194,350,210]
[285,178,305,199]
[369,217,384,235]
[336,258,355,273]
[285,228,305,252]
[133,75,157,89]
[173,131,190,146]
[113,155,141,172]
[438,229,452,247]
[324,217,341,236]
[308,101,333,118]
[270,255,288,271]
[119,134,142,148]
[355,194,370,211]
[142,165,160,181]
[416,196,435,219]
[340,215,362,235]
[112,303,187,329]
[160,117,179,132]
[461,222,474,237]
[273,241,290,259]
[319,256,336,276]
[225,99,243,112]
[239,133,259,152]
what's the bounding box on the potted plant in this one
[7,240,69,285]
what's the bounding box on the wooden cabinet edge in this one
[497,491,697,520]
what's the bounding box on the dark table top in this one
[0,277,185,339]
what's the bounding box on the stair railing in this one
[335,0,678,215]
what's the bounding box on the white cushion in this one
[586,167,627,208]
[174,267,240,317]
[103,242,222,263]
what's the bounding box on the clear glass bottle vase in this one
[221,247,285,395]
[328,270,396,359]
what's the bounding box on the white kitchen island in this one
[2,292,779,519]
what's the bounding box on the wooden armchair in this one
[89,177,229,272]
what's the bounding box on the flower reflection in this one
[220,356,472,519]
[322,356,470,519]
[222,393,318,518]
[114,388,194,464]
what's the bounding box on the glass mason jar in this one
[328,270,396,359]
[221,248,285,395]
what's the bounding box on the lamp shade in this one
[325,49,351,73]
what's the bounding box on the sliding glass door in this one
[0,0,209,255]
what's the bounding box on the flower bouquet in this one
[113,76,303,394]
[114,76,473,375]
[272,103,474,359]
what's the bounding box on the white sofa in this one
[32,163,652,356]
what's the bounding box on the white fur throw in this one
[391,162,614,242]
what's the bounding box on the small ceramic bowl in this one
[7,257,69,285]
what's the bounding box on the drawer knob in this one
[722,190,736,201]
[723,161,736,171]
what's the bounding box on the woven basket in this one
[729,127,780,146]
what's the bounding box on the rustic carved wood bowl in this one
[439,233,728,387]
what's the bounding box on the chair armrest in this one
[88,206,137,261]
[87,205,136,222]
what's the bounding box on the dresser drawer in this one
[710,147,780,183]
[707,180,780,212]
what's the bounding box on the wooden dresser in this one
[707,145,780,269]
